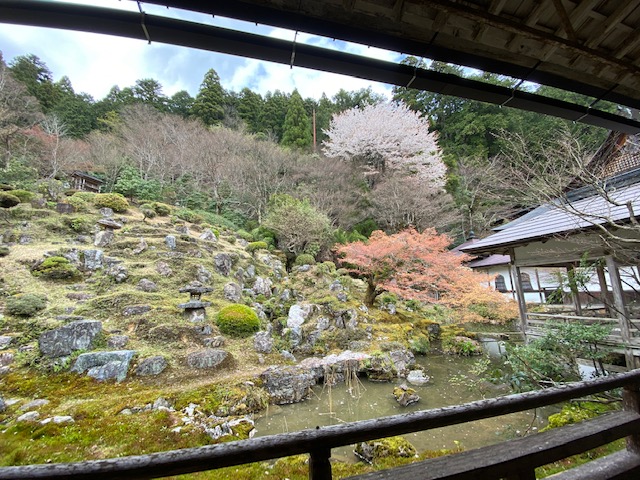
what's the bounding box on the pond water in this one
[253,350,550,462]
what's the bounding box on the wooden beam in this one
[511,249,528,333]
[596,262,614,317]
[586,2,639,49]
[566,263,583,316]
[551,0,578,42]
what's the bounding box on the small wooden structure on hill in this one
[70,171,103,193]
[461,132,640,369]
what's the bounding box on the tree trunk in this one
[364,278,380,307]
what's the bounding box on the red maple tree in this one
[336,227,481,307]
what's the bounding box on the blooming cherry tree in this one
[323,101,446,186]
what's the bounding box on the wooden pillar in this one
[510,249,528,334]
[596,262,614,317]
[623,381,640,453]
[566,263,583,316]
[605,255,637,369]
[506,263,516,300]
[309,448,332,479]
[534,268,544,303]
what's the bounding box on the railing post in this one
[623,380,640,454]
[309,448,332,480]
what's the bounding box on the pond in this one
[253,351,549,462]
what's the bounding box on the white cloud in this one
[0,0,400,101]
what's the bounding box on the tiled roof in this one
[461,180,640,254]
[467,254,510,268]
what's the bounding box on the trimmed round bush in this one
[67,195,89,212]
[236,229,254,242]
[6,293,47,317]
[94,193,129,213]
[32,256,82,280]
[0,192,20,208]
[294,253,316,266]
[215,304,261,338]
[71,191,96,202]
[246,241,268,254]
[62,215,93,233]
[9,189,35,203]
[175,208,204,224]
[152,202,172,216]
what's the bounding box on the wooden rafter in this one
[586,2,639,49]
[551,0,577,41]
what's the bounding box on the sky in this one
[0,0,402,102]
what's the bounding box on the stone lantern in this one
[178,281,213,322]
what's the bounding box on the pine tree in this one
[192,69,225,126]
[259,90,289,141]
[281,90,311,149]
[237,88,263,133]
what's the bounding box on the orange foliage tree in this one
[336,227,502,309]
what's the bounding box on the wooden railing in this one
[1,370,640,480]
[526,312,640,351]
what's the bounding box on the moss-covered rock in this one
[355,436,417,464]
[6,293,47,317]
[31,256,82,281]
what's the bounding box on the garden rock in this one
[21,399,49,410]
[406,370,430,386]
[186,349,229,369]
[0,352,14,366]
[71,350,136,382]
[254,331,274,354]
[393,384,420,406]
[41,416,74,425]
[137,278,158,292]
[203,336,225,348]
[165,235,177,250]
[252,276,273,297]
[259,366,316,404]
[99,207,114,217]
[94,230,114,247]
[0,335,12,350]
[287,303,315,329]
[0,396,5,413]
[214,253,233,276]
[17,411,40,423]
[39,320,102,358]
[123,305,151,316]
[107,335,129,349]
[329,280,344,292]
[133,237,147,254]
[281,350,296,362]
[334,309,358,329]
[82,249,104,270]
[175,225,189,235]
[199,229,218,242]
[355,437,417,464]
[156,261,172,276]
[106,264,128,283]
[223,282,242,302]
[135,356,167,376]
[196,265,212,284]
[66,292,94,301]
[388,350,415,377]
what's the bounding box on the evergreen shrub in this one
[175,208,203,224]
[67,196,89,212]
[62,215,93,233]
[152,202,172,216]
[215,304,261,338]
[246,241,268,254]
[294,253,316,266]
[32,256,82,280]
[0,192,20,208]
[94,193,129,213]
[6,293,47,317]
[71,191,96,202]
[236,229,254,242]
[0,246,9,257]
[9,189,35,203]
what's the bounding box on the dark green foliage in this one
[140,204,156,220]
[192,69,225,126]
[259,90,289,141]
[6,293,47,317]
[236,229,254,242]
[0,245,10,257]
[132,78,168,110]
[93,193,129,213]
[0,160,39,189]
[62,215,93,233]
[66,196,88,212]
[281,90,312,149]
[294,253,316,266]
[31,256,82,281]
[0,192,20,208]
[215,304,261,338]
[237,88,263,133]
[167,90,194,117]
[246,241,268,254]
[71,191,96,202]
[113,166,162,202]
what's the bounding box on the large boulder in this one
[199,229,218,242]
[393,384,420,407]
[0,396,6,413]
[388,349,416,377]
[223,282,242,302]
[165,235,177,250]
[259,366,316,404]
[39,320,102,358]
[93,230,114,247]
[186,349,229,369]
[82,249,104,270]
[71,350,136,382]
[287,304,315,329]
[252,277,273,297]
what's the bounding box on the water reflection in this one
[253,354,547,461]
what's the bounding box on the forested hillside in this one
[1,51,611,243]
